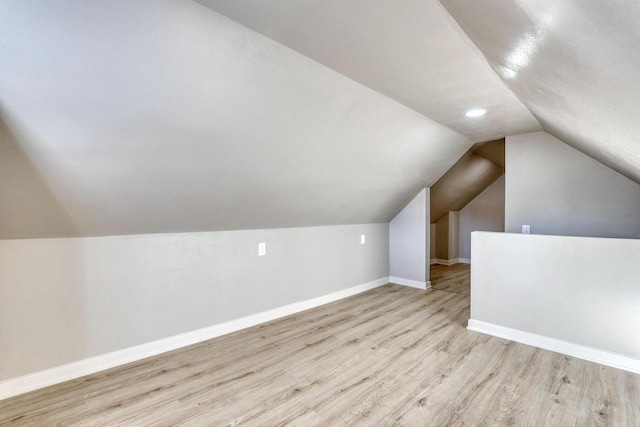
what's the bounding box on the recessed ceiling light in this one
[465,108,487,118]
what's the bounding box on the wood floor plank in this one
[430,262,471,295]
[1,265,639,425]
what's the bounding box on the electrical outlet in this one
[522,225,531,234]
[258,242,266,256]
[360,234,366,244]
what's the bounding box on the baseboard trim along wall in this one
[430,258,470,265]
[389,276,431,290]
[467,319,640,375]
[0,276,390,401]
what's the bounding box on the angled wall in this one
[506,132,640,238]
[389,189,429,287]
[430,151,503,224]
[0,0,470,239]
[0,118,79,238]
[459,175,505,260]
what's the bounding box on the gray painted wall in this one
[435,213,449,260]
[459,175,505,260]
[448,211,459,260]
[505,132,640,238]
[0,224,389,382]
[471,231,640,361]
[434,211,460,261]
[389,189,429,283]
[429,223,436,261]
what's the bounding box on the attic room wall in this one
[0,0,475,393]
[429,224,436,261]
[447,211,459,260]
[459,175,505,260]
[433,211,460,263]
[434,213,449,261]
[506,132,640,238]
[0,224,388,383]
[389,188,429,285]
[470,231,640,369]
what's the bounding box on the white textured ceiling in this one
[440,0,640,184]
[196,0,541,142]
[14,0,629,239]
[0,0,471,238]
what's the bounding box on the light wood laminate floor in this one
[2,265,639,426]
[430,262,471,295]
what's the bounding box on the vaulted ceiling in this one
[1,0,636,239]
[440,0,640,184]
[197,0,541,142]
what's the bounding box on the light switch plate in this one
[360,234,366,244]
[258,242,266,256]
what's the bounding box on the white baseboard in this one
[430,258,469,265]
[389,276,430,290]
[467,319,640,375]
[0,276,390,401]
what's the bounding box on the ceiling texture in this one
[197,0,541,142]
[1,0,473,238]
[440,0,640,184]
[4,0,634,239]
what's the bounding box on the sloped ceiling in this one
[431,139,505,223]
[0,0,474,238]
[196,0,541,142]
[440,0,640,184]
[8,1,637,239]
